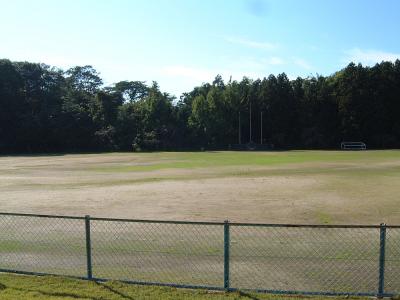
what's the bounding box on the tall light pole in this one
[260,111,263,144]
[238,111,241,144]
[249,101,252,142]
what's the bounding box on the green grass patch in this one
[0,273,376,300]
[315,212,333,224]
[90,150,400,173]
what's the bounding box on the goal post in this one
[340,141,367,150]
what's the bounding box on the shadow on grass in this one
[237,291,262,300]
[0,280,133,300]
[5,287,100,300]
[95,281,135,300]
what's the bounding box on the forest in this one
[1,58,400,152]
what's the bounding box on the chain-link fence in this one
[0,212,399,297]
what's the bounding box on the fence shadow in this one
[95,281,135,300]
[238,291,262,300]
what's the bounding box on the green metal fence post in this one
[378,223,386,298]
[85,215,93,280]
[223,220,230,291]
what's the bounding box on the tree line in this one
[1,58,400,153]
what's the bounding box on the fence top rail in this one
[1,212,400,228]
[0,212,84,220]
[228,222,400,228]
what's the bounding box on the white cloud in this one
[0,49,95,71]
[224,36,279,50]
[293,58,313,70]
[344,48,400,65]
[161,64,267,84]
[262,57,285,65]
[226,56,285,72]
[155,55,311,96]
[161,55,286,84]
[161,65,216,82]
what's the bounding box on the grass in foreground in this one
[0,273,375,300]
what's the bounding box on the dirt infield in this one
[1,151,400,224]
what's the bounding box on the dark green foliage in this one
[0,58,400,152]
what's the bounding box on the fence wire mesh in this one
[0,214,86,277]
[230,226,380,294]
[385,227,400,294]
[0,213,399,297]
[90,220,223,287]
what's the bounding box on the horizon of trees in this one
[1,58,400,153]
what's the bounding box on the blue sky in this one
[1,0,400,97]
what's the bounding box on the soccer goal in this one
[340,141,367,150]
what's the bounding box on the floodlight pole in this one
[238,111,241,144]
[249,101,252,142]
[260,111,263,144]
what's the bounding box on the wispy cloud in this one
[161,64,270,84]
[161,65,216,82]
[344,48,400,65]
[224,36,279,50]
[162,53,287,83]
[263,57,285,65]
[160,57,311,96]
[293,58,313,70]
[227,56,285,71]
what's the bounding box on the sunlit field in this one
[1,150,399,224]
[1,151,400,295]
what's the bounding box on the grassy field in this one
[1,150,400,224]
[0,151,400,297]
[0,273,377,300]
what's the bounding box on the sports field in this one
[1,150,400,224]
[1,151,400,295]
